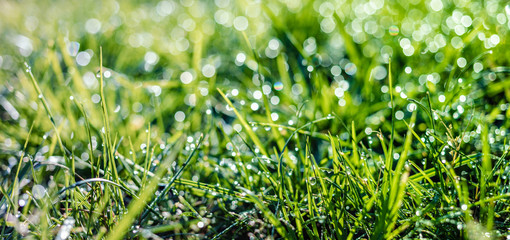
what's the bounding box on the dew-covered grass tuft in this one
[1,0,510,239]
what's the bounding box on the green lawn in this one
[1,0,510,239]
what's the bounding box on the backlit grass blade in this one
[217,88,268,157]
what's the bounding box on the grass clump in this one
[1,0,510,239]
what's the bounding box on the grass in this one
[1,0,510,239]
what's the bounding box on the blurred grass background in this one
[1,0,510,239]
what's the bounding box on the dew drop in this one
[32,185,46,199]
[308,177,316,185]
[389,25,399,36]
[274,81,284,91]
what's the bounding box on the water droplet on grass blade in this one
[271,113,279,121]
[67,42,80,57]
[201,64,216,78]
[24,62,32,73]
[308,177,316,185]
[85,18,101,34]
[197,221,205,228]
[76,51,91,66]
[233,16,248,31]
[32,185,46,199]
[56,218,75,240]
[389,25,399,36]
[180,71,193,84]
[395,111,404,120]
[174,111,185,122]
[274,81,283,91]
